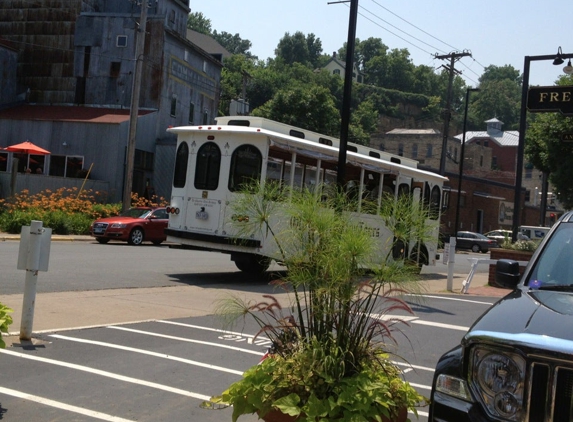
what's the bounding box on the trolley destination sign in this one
[527,85,573,115]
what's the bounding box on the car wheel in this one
[471,244,481,253]
[96,238,110,244]
[128,228,144,245]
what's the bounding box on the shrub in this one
[0,188,167,235]
[0,303,13,349]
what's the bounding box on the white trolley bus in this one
[165,116,448,273]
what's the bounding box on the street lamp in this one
[513,47,573,240]
[454,88,479,235]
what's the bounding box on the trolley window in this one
[194,142,221,190]
[173,142,189,188]
[229,145,262,192]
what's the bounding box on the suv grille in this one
[528,360,573,421]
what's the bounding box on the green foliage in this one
[253,84,340,137]
[0,303,13,349]
[500,239,538,252]
[212,345,425,422]
[186,11,212,35]
[207,182,431,420]
[0,189,163,235]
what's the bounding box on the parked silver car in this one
[456,231,499,253]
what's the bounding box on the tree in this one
[212,31,255,58]
[525,75,573,208]
[471,65,522,130]
[275,31,323,68]
[187,11,211,34]
[253,84,340,136]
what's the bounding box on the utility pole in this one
[329,0,358,188]
[123,0,148,212]
[435,51,472,176]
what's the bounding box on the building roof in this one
[386,128,441,135]
[186,29,231,61]
[454,130,519,147]
[0,104,154,124]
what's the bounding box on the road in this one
[0,295,498,422]
[0,241,497,421]
[0,241,489,295]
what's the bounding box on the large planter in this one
[488,248,534,286]
[260,406,408,422]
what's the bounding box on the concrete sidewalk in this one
[0,232,510,340]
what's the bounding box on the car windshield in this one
[527,223,573,290]
[120,208,152,219]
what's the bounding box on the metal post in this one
[336,0,358,188]
[455,88,479,236]
[20,221,44,341]
[123,0,148,212]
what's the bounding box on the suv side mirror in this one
[495,259,521,289]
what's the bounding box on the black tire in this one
[471,244,481,253]
[128,228,144,245]
[234,255,271,274]
[96,238,110,244]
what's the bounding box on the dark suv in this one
[430,212,573,421]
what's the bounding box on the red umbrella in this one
[4,141,50,155]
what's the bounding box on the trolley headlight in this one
[166,207,180,215]
[471,347,525,421]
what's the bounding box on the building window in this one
[202,109,209,124]
[379,143,385,152]
[110,61,121,78]
[525,190,531,202]
[333,69,340,75]
[398,144,404,157]
[412,143,418,159]
[480,155,483,167]
[0,152,7,172]
[116,35,127,48]
[492,156,498,169]
[188,102,195,125]
[484,140,489,147]
[49,155,84,178]
[426,144,432,158]
[525,168,532,179]
[170,96,177,117]
[454,147,458,161]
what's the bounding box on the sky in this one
[191,0,571,88]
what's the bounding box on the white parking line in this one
[0,386,135,422]
[0,349,211,401]
[411,319,469,331]
[156,320,272,346]
[107,325,265,356]
[414,294,494,305]
[50,334,244,375]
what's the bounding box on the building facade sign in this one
[527,85,573,115]
[499,201,514,224]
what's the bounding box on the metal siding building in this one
[0,0,223,204]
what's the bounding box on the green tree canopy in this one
[187,11,211,35]
[275,31,323,68]
[470,65,522,130]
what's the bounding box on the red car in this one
[90,207,168,245]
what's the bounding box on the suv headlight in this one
[471,346,526,421]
